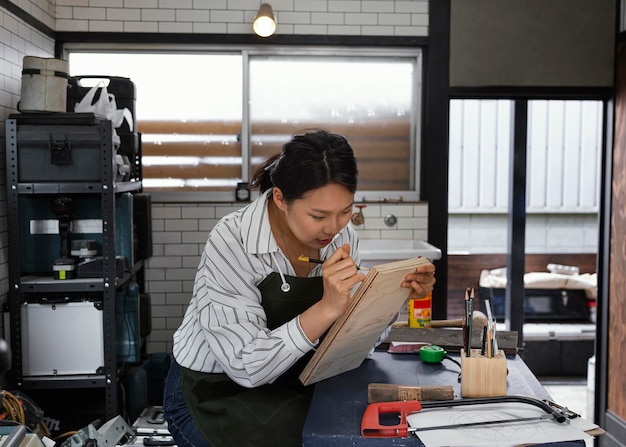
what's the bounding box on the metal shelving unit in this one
[5,114,142,422]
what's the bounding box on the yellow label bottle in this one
[408,292,432,328]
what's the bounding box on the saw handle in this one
[361,400,422,438]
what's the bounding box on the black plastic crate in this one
[67,76,136,133]
[523,339,594,376]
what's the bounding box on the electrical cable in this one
[443,355,463,382]
[1,390,26,425]
[53,431,79,442]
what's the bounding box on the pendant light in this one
[253,3,276,37]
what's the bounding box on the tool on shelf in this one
[51,196,77,280]
[61,416,135,447]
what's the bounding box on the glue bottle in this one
[408,292,432,328]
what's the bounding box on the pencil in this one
[467,289,474,357]
[463,289,469,355]
[297,254,369,270]
[298,255,324,264]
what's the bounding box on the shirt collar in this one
[240,188,279,255]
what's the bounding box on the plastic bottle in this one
[408,292,432,328]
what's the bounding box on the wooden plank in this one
[299,257,432,386]
[137,119,410,138]
[251,141,410,160]
[137,120,241,134]
[137,118,411,192]
[383,326,519,356]
[250,120,410,137]
[142,165,241,178]
[142,141,241,157]
[367,383,454,403]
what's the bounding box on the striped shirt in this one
[172,189,361,388]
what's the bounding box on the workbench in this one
[302,350,586,447]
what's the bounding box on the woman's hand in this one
[299,243,365,343]
[402,260,436,299]
[319,243,366,318]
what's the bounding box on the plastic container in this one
[19,56,69,112]
[117,281,140,363]
[408,293,432,328]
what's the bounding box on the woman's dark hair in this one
[250,130,358,202]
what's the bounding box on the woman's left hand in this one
[402,261,436,299]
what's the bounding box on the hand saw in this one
[360,395,578,438]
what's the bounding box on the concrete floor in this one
[541,379,595,446]
[542,381,591,419]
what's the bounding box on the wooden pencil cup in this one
[460,349,507,397]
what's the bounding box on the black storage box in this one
[522,323,596,376]
[118,131,140,158]
[9,113,111,183]
[133,193,153,261]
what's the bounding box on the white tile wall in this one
[145,201,429,353]
[0,3,55,339]
[52,0,430,36]
[8,0,55,30]
[448,214,598,255]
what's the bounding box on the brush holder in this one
[460,348,508,398]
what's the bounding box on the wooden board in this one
[299,257,431,385]
[367,383,454,402]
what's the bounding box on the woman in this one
[163,130,436,447]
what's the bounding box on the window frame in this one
[63,43,423,203]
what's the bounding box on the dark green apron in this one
[181,273,323,447]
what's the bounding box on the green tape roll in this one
[419,345,447,363]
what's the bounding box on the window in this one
[248,56,418,192]
[448,99,603,254]
[67,47,422,201]
[448,99,602,213]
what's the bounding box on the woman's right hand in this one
[299,243,365,343]
[319,243,366,319]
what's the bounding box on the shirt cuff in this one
[283,316,317,355]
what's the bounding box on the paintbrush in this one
[298,254,369,270]
[467,287,474,356]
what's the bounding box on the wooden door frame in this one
[597,36,626,447]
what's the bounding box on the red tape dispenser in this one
[361,400,422,438]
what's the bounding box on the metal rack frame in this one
[5,115,142,421]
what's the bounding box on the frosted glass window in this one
[249,56,418,192]
[67,49,422,198]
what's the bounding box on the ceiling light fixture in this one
[253,3,276,38]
